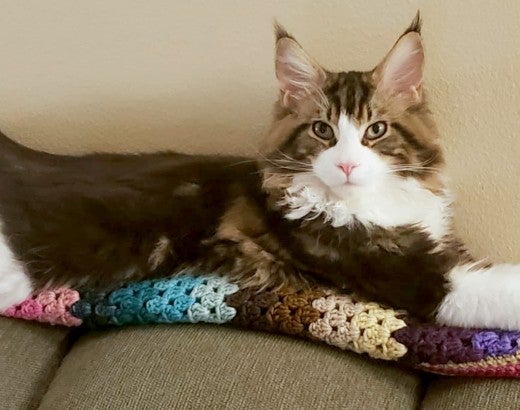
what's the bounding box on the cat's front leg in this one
[200,233,309,291]
[437,263,520,330]
[0,236,33,311]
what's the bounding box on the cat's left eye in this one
[365,121,388,140]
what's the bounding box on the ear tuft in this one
[274,27,325,106]
[373,16,424,102]
[403,10,422,35]
[274,20,293,42]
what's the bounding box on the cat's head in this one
[261,12,445,199]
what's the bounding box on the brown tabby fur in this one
[0,14,472,319]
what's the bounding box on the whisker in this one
[388,166,440,175]
[389,155,441,175]
[259,170,314,177]
[243,146,314,177]
[229,151,313,172]
[262,164,312,173]
[261,156,313,172]
[228,158,258,167]
[410,154,439,167]
[274,149,312,167]
[390,165,440,171]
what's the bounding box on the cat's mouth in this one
[334,174,365,188]
[343,177,360,187]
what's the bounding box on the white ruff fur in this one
[282,173,452,241]
[0,227,32,312]
[438,264,520,330]
[288,112,452,239]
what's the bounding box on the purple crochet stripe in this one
[394,324,520,365]
[473,331,520,357]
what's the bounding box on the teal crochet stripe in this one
[71,273,239,327]
[6,272,520,377]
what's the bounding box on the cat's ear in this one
[373,12,424,102]
[274,22,326,107]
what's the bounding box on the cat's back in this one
[0,130,263,289]
[0,131,262,238]
[0,130,259,197]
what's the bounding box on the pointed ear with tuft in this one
[373,12,424,103]
[274,23,326,107]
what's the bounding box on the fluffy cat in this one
[1,13,519,330]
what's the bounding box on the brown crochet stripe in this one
[226,288,327,338]
[226,287,408,361]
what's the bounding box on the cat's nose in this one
[338,162,358,176]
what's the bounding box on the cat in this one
[0,12,519,330]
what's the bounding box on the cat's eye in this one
[312,121,335,140]
[365,121,388,140]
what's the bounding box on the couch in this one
[2,2,520,409]
[2,319,520,409]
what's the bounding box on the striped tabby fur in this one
[1,13,520,330]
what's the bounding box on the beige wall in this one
[0,1,519,261]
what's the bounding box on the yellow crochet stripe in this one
[308,294,408,360]
[420,350,520,370]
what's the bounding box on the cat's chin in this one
[326,179,391,203]
[326,182,360,194]
[314,172,377,194]
[327,179,374,194]
[340,180,363,188]
[287,173,377,204]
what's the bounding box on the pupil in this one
[320,124,327,133]
[373,124,380,133]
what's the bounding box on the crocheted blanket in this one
[3,270,520,378]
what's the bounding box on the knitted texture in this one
[71,274,238,327]
[3,288,81,326]
[309,296,407,360]
[226,289,407,360]
[227,287,327,335]
[3,271,520,378]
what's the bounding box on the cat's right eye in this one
[312,121,335,140]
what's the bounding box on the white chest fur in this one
[281,174,452,241]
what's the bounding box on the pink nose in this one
[338,162,358,177]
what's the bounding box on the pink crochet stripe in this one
[420,361,520,377]
[3,288,82,327]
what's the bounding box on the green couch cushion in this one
[422,377,520,409]
[37,325,423,409]
[0,318,71,410]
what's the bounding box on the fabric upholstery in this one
[7,274,520,377]
[37,325,423,410]
[421,377,520,409]
[0,318,71,410]
[1,4,519,408]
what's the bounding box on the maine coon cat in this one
[0,14,518,330]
